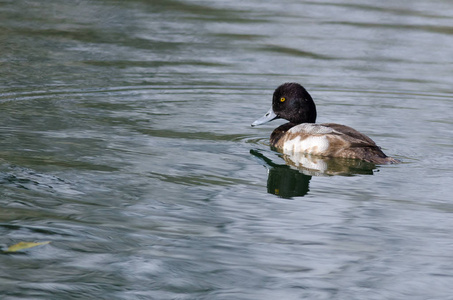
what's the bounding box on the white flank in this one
[283,135,330,155]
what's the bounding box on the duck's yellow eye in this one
[280,97,286,102]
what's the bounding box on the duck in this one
[251,82,398,164]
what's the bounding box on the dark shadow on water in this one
[250,149,378,199]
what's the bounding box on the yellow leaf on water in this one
[6,241,50,252]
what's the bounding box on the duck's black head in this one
[252,83,317,126]
[272,83,317,124]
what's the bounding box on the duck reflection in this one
[250,149,377,198]
[266,161,311,198]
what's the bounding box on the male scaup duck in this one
[252,83,398,164]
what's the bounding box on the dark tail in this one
[369,155,400,164]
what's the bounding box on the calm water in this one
[1,0,453,299]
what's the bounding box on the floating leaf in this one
[6,241,50,252]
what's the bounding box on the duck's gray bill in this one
[251,107,278,127]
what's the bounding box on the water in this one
[1,0,453,299]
